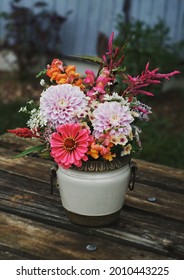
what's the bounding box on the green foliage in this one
[134,115,184,169]
[0,0,67,79]
[114,16,184,75]
[14,143,46,158]
[73,55,103,64]
[0,100,29,135]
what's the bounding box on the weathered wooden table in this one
[0,133,184,260]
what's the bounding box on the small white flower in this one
[27,100,34,105]
[131,110,139,118]
[90,100,100,109]
[111,134,128,146]
[18,106,28,113]
[40,79,46,86]
[121,144,132,156]
[103,92,129,106]
[31,108,37,114]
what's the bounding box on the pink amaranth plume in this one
[102,32,125,70]
[123,62,180,96]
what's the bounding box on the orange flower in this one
[55,73,68,84]
[102,151,116,161]
[88,143,101,159]
[65,65,80,83]
[88,141,116,161]
[46,59,64,82]
[99,144,116,161]
[65,65,76,74]
[74,78,85,90]
[46,60,84,88]
[46,67,61,81]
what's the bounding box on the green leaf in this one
[116,35,132,60]
[14,144,46,158]
[36,69,47,78]
[71,55,102,64]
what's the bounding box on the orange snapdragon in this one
[46,59,64,81]
[46,66,61,81]
[46,59,85,89]
[100,143,116,161]
[55,73,68,84]
[65,65,80,82]
[88,141,116,161]
[88,143,101,159]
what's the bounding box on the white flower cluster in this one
[27,108,47,132]
[103,92,129,105]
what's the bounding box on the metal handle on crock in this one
[128,161,137,191]
[50,164,58,195]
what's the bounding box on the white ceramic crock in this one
[56,163,131,226]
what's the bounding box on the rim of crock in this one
[70,155,131,172]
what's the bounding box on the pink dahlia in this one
[92,101,134,138]
[40,84,87,128]
[50,123,91,169]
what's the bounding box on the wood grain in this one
[0,133,184,259]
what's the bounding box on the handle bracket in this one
[128,161,137,191]
[50,164,58,195]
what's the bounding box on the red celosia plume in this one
[7,128,39,138]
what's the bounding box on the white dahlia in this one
[40,84,87,128]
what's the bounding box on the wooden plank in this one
[0,212,168,260]
[0,244,39,260]
[135,159,184,189]
[109,208,184,260]
[126,182,184,221]
[0,148,51,182]
[0,170,184,259]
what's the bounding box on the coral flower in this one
[49,59,64,71]
[46,59,64,81]
[50,123,91,169]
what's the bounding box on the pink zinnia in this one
[50,123,90,169]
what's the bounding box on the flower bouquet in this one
[8,32,179,226]
[8,32,179,167]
